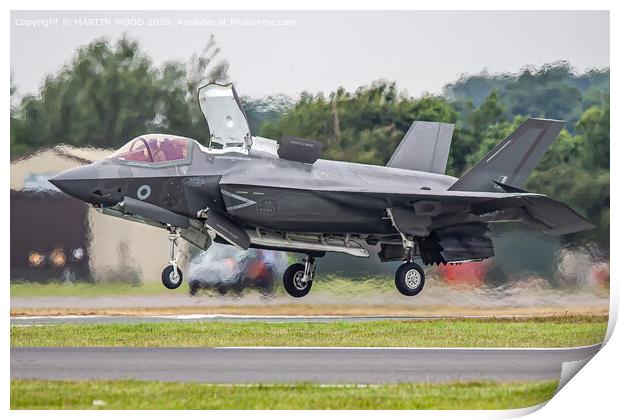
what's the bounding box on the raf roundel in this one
[136,184,151,200]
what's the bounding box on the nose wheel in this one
[162,226,183,289]
[395,261,425,296]
[283,256,315,298]
[162,265,183,289]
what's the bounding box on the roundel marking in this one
[137,184,151,200]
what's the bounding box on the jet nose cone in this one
[48,175,74,196]
[49,164,99,201]
[47,175,61,189]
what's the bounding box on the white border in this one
[4,2,616,419]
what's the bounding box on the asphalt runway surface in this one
[11,314,539,326]
[11,345,601,383]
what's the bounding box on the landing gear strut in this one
[283,256,315,298]
[385,211,426,296]
[162,227,183,289]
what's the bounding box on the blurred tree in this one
[241,94,293,135]
[576,103,610,169]
[447,90,507,175]
[186,34,229,93]
[10,35,229,157]
[444,61,609,131]
[261,81,457,165]
[12,37,162,154]
[466,90,506,136]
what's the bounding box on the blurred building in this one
[10,145,168,283]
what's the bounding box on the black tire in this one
[162,265,183,289]
[283,263,312,298]
[395,262,425,296]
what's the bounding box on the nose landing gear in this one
[162,227,183,289]
[283,256,315,298]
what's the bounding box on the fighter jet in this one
[49,83,594,297]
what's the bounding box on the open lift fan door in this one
[198,83,252,147]
[278,136,322,164]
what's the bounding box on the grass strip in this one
[10,379,558,410]
[11,317,607,348]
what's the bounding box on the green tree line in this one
[10,37,609,247]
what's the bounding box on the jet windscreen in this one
[109,135,191,163]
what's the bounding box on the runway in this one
[10,344,601,383]
[10,314,539,326]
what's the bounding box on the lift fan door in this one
[278,136,322,164]
[198,83,252,148]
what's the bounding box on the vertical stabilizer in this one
[387,121,454,174]
[449,118,565,192]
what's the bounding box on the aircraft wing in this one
[387,121,454,174]
[385,190,594,238]
[470,193,595,236]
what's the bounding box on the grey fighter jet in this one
[50,83,594,297]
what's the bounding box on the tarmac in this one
[11,345,601,383]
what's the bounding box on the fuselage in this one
[50,136,458,236]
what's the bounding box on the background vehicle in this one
[188,245,289,295]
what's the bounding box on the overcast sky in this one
[11,10,610,98]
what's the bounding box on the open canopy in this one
[198,83,252,149]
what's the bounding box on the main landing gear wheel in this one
[162,265,183,289]
[283,260,314,298]
[395,262,425,296]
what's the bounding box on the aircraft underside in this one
[217,184,500,266]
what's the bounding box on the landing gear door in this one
[203,209,251,250]
[197,83,252,149]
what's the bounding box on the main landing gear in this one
[280,253,426,297]
[162,227,183,289]
[393,239,425,296]
[283,256,315,298]
[394,261,425,296]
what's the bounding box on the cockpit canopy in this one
[109,135,192,163]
